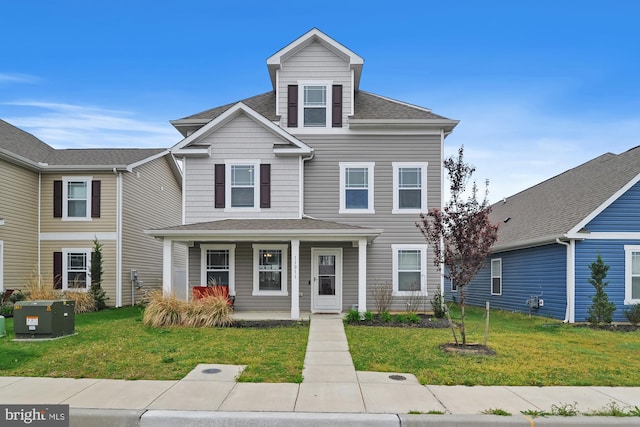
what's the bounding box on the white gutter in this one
[439,129,445,297]
[556,238,575,323]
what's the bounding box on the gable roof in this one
[266,28,364,90]
[490,146,640,251]
[0,119,180,181]
[171,102,312,156]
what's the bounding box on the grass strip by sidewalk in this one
[345,305,640,386]
[0,307,307,383]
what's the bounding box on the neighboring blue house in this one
[451,146,640,323]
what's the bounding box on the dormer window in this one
[303,85,327,127]
[288,82,342,129]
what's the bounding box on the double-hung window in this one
[201,244,235,295]
[392,244,427,295]
[303,85,327,127]
[224,161,260,210]
[63,177,91,220]
[339,162,375,213]
[491,258,502,295]
[253,244,288,296]
[393,163,427,213]
[63,248,91,290]
[624,246,640,304]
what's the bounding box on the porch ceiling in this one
[145,218,383,242]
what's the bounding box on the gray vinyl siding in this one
[302,133,442,311]
[122,156,184,306]
[188,241,359,312]
[184,114,300,223]
[0,159,39,290]
[278,40,353,128]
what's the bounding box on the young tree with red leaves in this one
[417,146,499,345]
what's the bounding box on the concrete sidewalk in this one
[1,314,639,426]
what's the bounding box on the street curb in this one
[70,408,145,427]
[140,410,399,426]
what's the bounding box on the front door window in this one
[318,255,336,296]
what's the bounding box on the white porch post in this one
[358,238,367,313]
[162,238,173,297]
[291,239,300,319]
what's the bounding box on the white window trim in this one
[624,245,640,304]
[62,248,91,291]
[224,160,260,212]
[62,176,92,221]
[491,258,502,296]
[298,80,333,129]
[392,244,428,296]
[253,244,288,296]
[392,162,428,214]
[200,244,236,296]
[339,162,375,214]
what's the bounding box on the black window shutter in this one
[260,164,271,208]
[287,85,298,127]
[332,85,343,127]
[91,180,101,218]
[215,164,225,208]
[53,180,63,218]
[53,252,63,289]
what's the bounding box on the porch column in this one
[291,239,300,319]
[358,238,367,313]
[162,238,173,297]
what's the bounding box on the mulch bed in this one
[229,320,308,328]
[439,342,497,356]
[347,314,450,328]
[574,323,638,332]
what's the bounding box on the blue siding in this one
[586,181,640,232]
[447,244,567,320]
[574,239,640,322]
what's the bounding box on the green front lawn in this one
[0,307,307,383]
[345,305,640,386]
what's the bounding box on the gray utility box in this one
[13,300,75,339]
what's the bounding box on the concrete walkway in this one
[1,314,640,426]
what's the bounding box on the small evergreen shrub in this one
[394,313,408,323]
[407,312,421,323]
[430,289,446,318]
[586,254,616,324]
[89,238,108,310]
[624,304,640,326]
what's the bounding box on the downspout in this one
[38,172,41,279]
[556,238,575,323]
[115,169,123,307]
[439,129,447,297]
[300,152,315,218]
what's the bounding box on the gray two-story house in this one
[147,28,458,318]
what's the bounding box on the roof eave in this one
[349,119,459,131]
[145,227,383,242]
[491,234,569,253]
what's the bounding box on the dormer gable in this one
[267,28,364,90]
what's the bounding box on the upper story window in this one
[303,85,327,127]
[393,163,428,214]
[339,162,375,214]
[230,164,256,208]
[287,83,342,129]
[54,177,101,220]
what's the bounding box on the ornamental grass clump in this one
[143,290,232,328]
[64,291,96,313]
[24,272,63,300]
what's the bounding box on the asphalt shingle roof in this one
[0,119,166,167]
[176,90,453,122]
[490,146,640,250]
[157,218,374,232]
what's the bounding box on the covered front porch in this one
[146,218,382,319]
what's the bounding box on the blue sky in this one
[2,1,639,201]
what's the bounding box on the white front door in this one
[311,248,342,313]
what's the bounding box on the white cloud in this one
[2,101,178,149]
[0,73,41,84]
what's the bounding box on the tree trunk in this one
[460,287,467,345]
